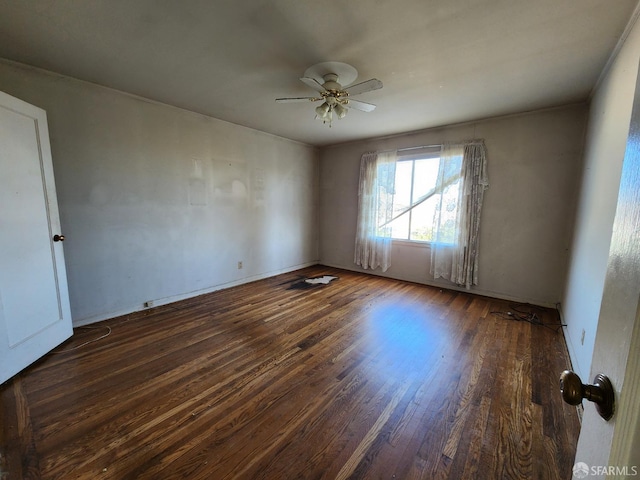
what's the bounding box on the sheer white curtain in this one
[354,150,397,271]
[430,141,489,288]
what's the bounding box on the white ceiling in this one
[0,0,637,146]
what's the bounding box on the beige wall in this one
[0,60,319,325]
[569,13,640,473]
[320,105,587,307]
[562,16,640,383]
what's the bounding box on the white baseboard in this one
[319,261,558,308]
[72,260,320,327]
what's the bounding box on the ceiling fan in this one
[276,61,383,126]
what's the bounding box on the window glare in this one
[412,158,439,200]
[390,209,410,239]
[409,196,438,241]
[393,162,412,210]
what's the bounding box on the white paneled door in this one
[0,91,72,384]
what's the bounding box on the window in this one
[355,142,488,287]
[387,151,461,244]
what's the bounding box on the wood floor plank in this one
[0,377,40,479]
[0,266,580,479]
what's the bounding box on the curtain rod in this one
[396,139,485,152]
[397,144,441,152]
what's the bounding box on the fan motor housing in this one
[322,74,342,92]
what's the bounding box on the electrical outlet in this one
[581,329,585,345]
[237,261,243,269]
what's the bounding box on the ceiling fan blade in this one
[275,97,322,103]
[346,99,376,112]
[300,76,327,93]
[344,78,383,96]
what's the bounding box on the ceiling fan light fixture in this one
[315,102,334,126]
[334,103,347,119]
[315,102,330,117]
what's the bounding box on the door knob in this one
[559,370,614,420]
[53,234,65,242]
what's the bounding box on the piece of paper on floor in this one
[304,275,338,285]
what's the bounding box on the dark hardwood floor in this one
[0,266,580,479]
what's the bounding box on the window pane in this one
[390,155,460,243]
[390,161,413,239]
[412,157,439,202]
[393,161,412,216]
[390,210,410,239]
[409,195,438,242]
[376,185,393,237]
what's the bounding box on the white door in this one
[0,91,72,384]
[571,64,640,476]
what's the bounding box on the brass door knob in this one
[559,370,614,420]
[53,234,65,242]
